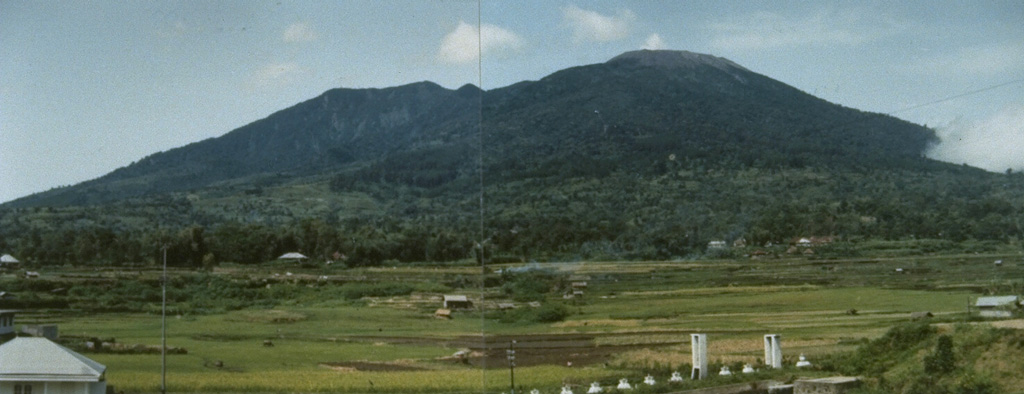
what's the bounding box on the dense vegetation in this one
[2,163,1020,267]
[2,50,1022,266]
[820,322,1024,393]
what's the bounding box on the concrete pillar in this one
[691,333,708,379]
[764,334,782,369]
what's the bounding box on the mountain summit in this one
[608,49,749,72]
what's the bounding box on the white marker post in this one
[691,334,708,379]
[764,334,782,369]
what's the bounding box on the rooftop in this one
[0,337,105,382]
[976,296,1020,307]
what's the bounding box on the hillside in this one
[823,322,1024,393]
[1,50,1022,266]
[6,81,480,207]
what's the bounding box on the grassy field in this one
[12,247,1024,393]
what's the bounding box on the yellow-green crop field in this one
[22,250,1024,393]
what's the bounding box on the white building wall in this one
[87,381,106,394]
[979,310,1012,318]
[0,381,102,394]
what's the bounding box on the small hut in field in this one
[277,252,308,262]
[443,295,472,309]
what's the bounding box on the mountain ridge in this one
[5,50,938,208]
[3,50,1019,266]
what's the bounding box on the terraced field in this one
[13,250,1024,392]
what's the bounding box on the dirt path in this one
[988,319,1024,329]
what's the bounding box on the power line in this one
[888,78,1024,116]
[802,77,1024,136]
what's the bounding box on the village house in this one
[0,255,19,271]
[792,236,836,246]
[975,296,1021,317]
[442,295,472,309]
[0,337,107,394]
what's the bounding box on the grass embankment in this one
[823,323,1024,394]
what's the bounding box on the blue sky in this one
[1,1,1022,203]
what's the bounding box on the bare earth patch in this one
[226,309,309,323]
[988,319,1024,329]
[318,361,429,372]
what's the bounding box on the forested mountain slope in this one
[2,50,1021,266]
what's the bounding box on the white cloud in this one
[563,5,635,43]
[248,62,301,89]
[708,10,890,51]
[283,22,317,43]
[642,34,665,50]
[927,104,1024,172]
[437,21,523,64]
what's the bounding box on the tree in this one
[924,335,955,375]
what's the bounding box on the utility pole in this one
[161,245,168,394]
[507,340,516,394]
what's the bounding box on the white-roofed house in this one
[0,337,107,394]
[277,252,308,261]
[975,296,1021,317]
[0,255,18,271]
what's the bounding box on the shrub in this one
[532,303,570,323]
[953,371,996,394]
[501,270,562,302]
[844,322,935,375]
[340,283,414,300]
[924,335,955,375]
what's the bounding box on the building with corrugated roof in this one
[975,296,1020,317]
[0,337,107,394]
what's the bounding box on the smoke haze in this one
[926,105,1024,173]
